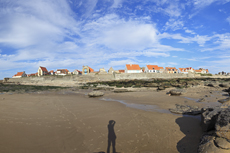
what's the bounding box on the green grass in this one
[201,73,212,76]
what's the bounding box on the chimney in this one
[130,63,132,66]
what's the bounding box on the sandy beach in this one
[0,85,228,153]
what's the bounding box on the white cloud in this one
[164,19,184,31]
[111,0,123,8]
[227,16,230,24]
[0,0,79,48]
[184,27,196,34]
[159,33,212,46]
[201,33,230,51]
[193,0,217,9]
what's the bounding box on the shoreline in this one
[0,81,229,152]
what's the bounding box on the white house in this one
[178,68,188,74]
[38,66,49,76]
[56,69,69,75]
[125,64,142,73]
[73,70,82,75]
[186,67,195,73]
[12,71,27,78]
[195,68,209,74]
[144,65,164,73]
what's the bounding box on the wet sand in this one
[0,86,226,153]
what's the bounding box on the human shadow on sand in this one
[95,120,119,153]
[176,115,202,153]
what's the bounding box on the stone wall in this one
[4,72,197,86]
[114,72,194,80]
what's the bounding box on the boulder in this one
[218,98,230,104]
[198,133,229,153]
[169,104,201,115]
[215,137,230,149]
[169,89,185,96]
[198,98,205,102]
[219,84,229,88]
[215,107,230,141]
[88,91,104,97]
[201,106,222,132]
[157,86,165,90]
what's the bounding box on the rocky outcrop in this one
[215,107,230,140]
[198,131,230,153]
[198,98,205,102]
[157,86,165,91]
[88,91,104,97]
[169,89,185,96]
[218,98,230,103]
[198,106,230,153]
[219,83,229,88]
[201,106,223,132]
[169,104,201,115]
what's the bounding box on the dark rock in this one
[215,107,230,141]
[198,98,205,102]
[88,91,104,97]
[219,84,229,88]
[218,98,230,103]
[157,86,165,90]
[169,104,201,115]
[207,83,215,87]
[198,132,228,153]
[201,106,223,132]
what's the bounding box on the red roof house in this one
[38,66,49,76]
[145,65,164,73]
[125,64,142,73]
[13,71,27,78]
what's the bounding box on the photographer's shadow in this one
[95,120,119,153]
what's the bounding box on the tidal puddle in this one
[184,97,199,102]
[100,98,202,120]
[100,98,170,113]
[184,97,221,107]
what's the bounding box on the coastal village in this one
[12,64,210,78]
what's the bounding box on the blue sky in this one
[1,0,230,79]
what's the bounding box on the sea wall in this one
[4,72,197,86]
[114,72,195,80]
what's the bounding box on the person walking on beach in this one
[107,120,116,153]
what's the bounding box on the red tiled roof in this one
[119,70,125,73]
[165,67,177,71]
[15,72,24,76]
[186,67,194,70]
[49,70,54,73]
[40,66,48,72]
[27,73,36,76]
[126,64,141,70]
[147,65,159,70]
[158,67,164,69]
[206,69,209,73]
[195,70,202,72]
[88,67,94,72]
[179,68,187,72]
